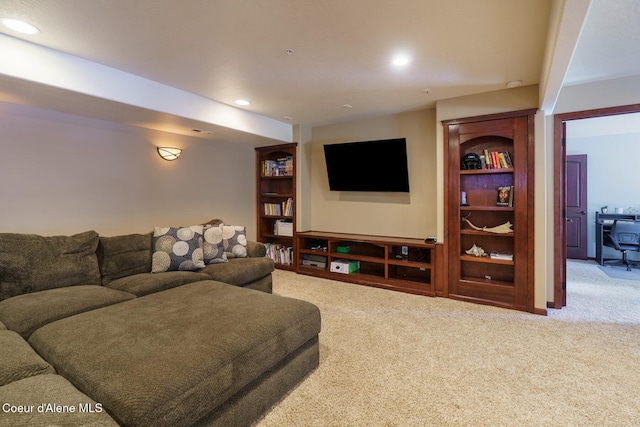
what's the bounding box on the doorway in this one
[553,103,640,308]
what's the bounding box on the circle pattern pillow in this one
[221,225,247,258]
[152,226,205,272]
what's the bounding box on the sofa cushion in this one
[98,232,153,285]
[0,231,100,301]
[0,330,55,386]
[152,226,205,272]
[201,257,275,287]
[29,280,321,427]
[203,225,228,264]
[221,224,248,258]
[0,285,135,339]
[246,240,267,258]
[104,271,211,297]
[0,320,5,330]
[0,374,119,426]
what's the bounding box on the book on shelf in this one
[264,243,293,265]
[489,251,514,261]
[262,156,293,177]
[264,198,293,216]
[481,150,513,169]
[263,203,282,216]
[496,185,513,207]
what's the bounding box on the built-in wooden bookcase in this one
[255,143,297,270]
[296,231,437,296]
[443,109,535,312]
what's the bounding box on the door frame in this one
[553,103,640,309]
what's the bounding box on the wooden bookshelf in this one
[443,109,535,312]
[296,231,438,296]
[255,143,297,270]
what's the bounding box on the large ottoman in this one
[28,280,321,426]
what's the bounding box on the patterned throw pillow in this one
[152,226,205,272]
[221,225,248,258]
[202,225,228,264]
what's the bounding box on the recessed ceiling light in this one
[506,80,523,89]
[283,116,293,121]
[392,55,411,66]
[1,18,40,35]
[235,99,250,106]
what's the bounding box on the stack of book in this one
[262,156,293,177]
[263,198,294,216]
[264,243,293,265]
[481,150,513,169]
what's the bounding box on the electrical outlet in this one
[401,246,409,256]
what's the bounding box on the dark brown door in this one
[566,154,588,259]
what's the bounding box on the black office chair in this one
[603,220,640,271]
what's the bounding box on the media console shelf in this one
[296,231,437,296]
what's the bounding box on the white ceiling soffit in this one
[538,0,591,114]
[0,33,292,144]
[0,0,554,139]
[4,1,640,135]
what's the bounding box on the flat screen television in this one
[323,138,410,192]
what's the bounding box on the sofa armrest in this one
[246,241,266,258]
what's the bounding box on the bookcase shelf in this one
[296,231,438,296]
[255,143,297,270]
[444,109,535,312]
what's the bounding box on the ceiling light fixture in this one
[1,18,40,34]
[157,147,182,161]
[392,55,410,66]
[235,99,250,106]
[506,80,523,89]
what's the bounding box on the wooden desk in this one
[595,212,640,265]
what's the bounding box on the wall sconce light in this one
[157,147,182,161]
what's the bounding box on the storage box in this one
[302,254,327,269]
[274,219,293,237]
[330,259,360,274]
[336,245,350,253]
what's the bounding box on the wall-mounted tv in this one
[323,138,410,192]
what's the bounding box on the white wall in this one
[0,102,257,238]
[566,119,640,260]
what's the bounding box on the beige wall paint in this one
[308,109,437,239]
[0,102,257,238]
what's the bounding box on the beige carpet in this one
[255,262,640,427]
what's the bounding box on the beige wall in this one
[308,109,437,239]
[0,102,257,238]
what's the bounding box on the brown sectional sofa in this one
[0,228,321,427]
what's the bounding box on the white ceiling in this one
[0,0,639,145]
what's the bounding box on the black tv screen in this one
[323,138,410,192]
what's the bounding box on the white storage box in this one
[275,220,293,237]
[330,259,360,274]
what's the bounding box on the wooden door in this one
[566,155,588,259]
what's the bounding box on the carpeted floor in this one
[597,263,640,281]
[254,261,640,427]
